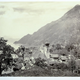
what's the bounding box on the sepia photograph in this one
[1,0,80,77]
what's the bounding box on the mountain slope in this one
[14,5,80,46]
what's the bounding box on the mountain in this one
[14,5,80,47]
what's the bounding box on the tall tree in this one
[0,37,14,75]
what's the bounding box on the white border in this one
[1,77,80,80]
[0,0,80,2]
[0,0,80,79]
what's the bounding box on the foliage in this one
[0,37,7,50]
[34,58,47,69]
[0,37,14,75]
[57,63,68,70]
[65,43,76,52]
[68,59,76,72]
[55,44,62,50]
[72,48,80,59]
[49,63,68,70]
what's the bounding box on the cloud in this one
[13,7,26,12]
[0,6,5,8]
[13,7,45,15]
[0,11,5,15]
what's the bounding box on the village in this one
[0,37,80,76]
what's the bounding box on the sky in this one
[0,1,80,43]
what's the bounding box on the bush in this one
[55,44,62,50]
[0,37,14,75]
[49,63,68,70]
[34,58,47,69]
[68,59,76,72]
[65,44,75,52]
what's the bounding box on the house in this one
[47,58,56,65]
[59,56,68,64]
[23,50,36,68]
[11,53,19,63]
[13,62,24,71]
[56,49,68,64]
[11,54,18,59]
[18,52,23,57]
[23,51,32,61]
[68,53,76,60]
[21,63,25,70]
[49,53,59,63]
[75,59,80,69]
[0,50,3,55]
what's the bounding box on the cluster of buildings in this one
[1,42,80,74]
[39,42,76,65]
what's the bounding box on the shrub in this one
[55,44,62,50]
[49,63,68,70]
[65,44,75,52]
[34,58,47,69]
[0,37,14,75]
[68,59,76,73]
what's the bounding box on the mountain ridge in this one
[14,5,80,47]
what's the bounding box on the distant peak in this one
[72,4,80,11]
[73,4,80,9]
[74,4,80,7]
[66,4,80,16]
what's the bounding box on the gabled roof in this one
[50,54,59,58]
[47,58,59,64]
[60,56,67,60]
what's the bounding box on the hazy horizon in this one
[1,2,80,44]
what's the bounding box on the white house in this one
[50,53,59,63]
[11,54,18,59]
[0,50,3,55]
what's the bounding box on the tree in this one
[68,59,76,73]
[56,44,62,50]
[65,44,75,52]
[34,58,47,69]
[0,37,7,50]
[0,37,14,75]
